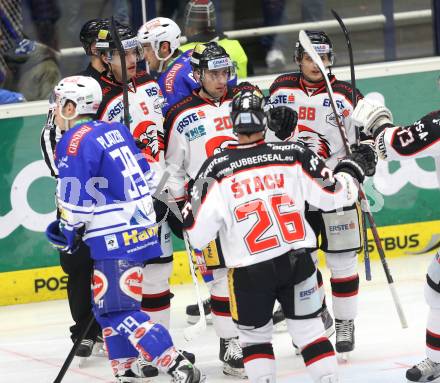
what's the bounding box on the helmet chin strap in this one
[60,107,78,131]
[155,50,173,73]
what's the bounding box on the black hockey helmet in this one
[190,41,233,73]
[79,18,110,55]
[295,30,334,65]
[95,23,143,61]
[230,86,267,135]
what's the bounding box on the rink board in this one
[1,58,440,306]
[0,219,439,306]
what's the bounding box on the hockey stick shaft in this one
[110,17,130,130]
[53,314,96,383]
[183,231,207,341]
[299,30,407,328]
[331,9,371,281]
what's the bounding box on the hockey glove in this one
[334,157,366,184]
[268,106,298,141]
[350,140,378,177]
[350,98,394,138]
[45,220,80,254]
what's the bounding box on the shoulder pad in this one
[270,72,301,93]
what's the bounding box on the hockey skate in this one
[186,298,212,325]
[406,358,440,382]
[335,319,354,361]
[219,337,247,378]
[76,339,94,367]
[168,354,205,383]
[115,368,153,383]
[131,354,159,379]
[93,334,107,357]
[133,349,195,379]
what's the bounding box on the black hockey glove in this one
[268,106,298,141]
[350,140,378,177]
[334,141,377,183]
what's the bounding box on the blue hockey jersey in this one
[158,50,237,116]
[55,120,162,262]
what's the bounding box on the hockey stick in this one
[53,314,96,383]
[331,9,372,281]
[182,231,207,341]
[110,17,130,130]
[299,30,408,329]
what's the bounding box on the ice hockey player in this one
[137,16,237,116]
[268,30,373,355]
[45,75,205,383]
[350,98,440,383]
[39,17,114,362]
[182,87,377,383]
[79,18,110,80]
[164,40,246,378]
[94,23,196,376]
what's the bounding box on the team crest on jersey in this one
[325,111,345,129]
[133,120,164,162]
[297,124,331,159]
[205,135,237,157]
[93,270,108,303]
[119,267,143,301]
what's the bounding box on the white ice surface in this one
[0,253,434,382]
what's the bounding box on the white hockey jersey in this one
[97,71,165,181]
[376,110,440,160]
[183,140,359,268]
[164,88,236,201]
[268,72,363,169]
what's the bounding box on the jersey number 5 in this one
[234,193,305,255]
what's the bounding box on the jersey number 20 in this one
[234,193,305,255]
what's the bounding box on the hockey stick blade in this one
[183,232,207,341]
[299,30,407,329]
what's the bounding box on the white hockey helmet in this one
[51,76,102,119]
[137,17,181,62]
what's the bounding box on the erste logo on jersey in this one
[272,93,295,105]
[176,110,205,133]
[119,267,142,301]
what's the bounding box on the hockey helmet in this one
[95,23,143,62]
[137,17,181,62]
[50,76,102,118]
[230,86,267,135]
[190,41,233,74]
[184,0,217,33]
[295,30,334,65]
[79,18,110,55]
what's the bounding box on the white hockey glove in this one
[350,98,394,137]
